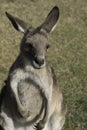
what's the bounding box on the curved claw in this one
[33,121,44,130]
[33,124,37,130]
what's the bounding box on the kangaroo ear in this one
[41,6,59,33]
[5,12,29,33]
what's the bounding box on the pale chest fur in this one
[10,65,53,100]
[10,65,53,120]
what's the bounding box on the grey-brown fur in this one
[0,6,67,130]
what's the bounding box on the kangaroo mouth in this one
[32,60,46,69]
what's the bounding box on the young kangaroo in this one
[0,6,67,130]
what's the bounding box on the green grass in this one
[0,0,87,129]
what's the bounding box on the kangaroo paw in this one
[34,121,45,130]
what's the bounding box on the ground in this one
[0,0,87,130]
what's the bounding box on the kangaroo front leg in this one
[0,112,14,130]
[10,79,29,118]
[34,97,48,130]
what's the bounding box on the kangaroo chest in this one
[10,67,53,121]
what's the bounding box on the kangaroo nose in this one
[34,57,44,66]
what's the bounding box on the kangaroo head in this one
[6,6,59,69]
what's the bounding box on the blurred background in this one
[0,0,87,129]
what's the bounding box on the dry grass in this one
[0,0,87,129]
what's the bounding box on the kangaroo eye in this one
[46,44,50,49]
[27,43,33,48]
[25,43,33,52]
[25,43,33,49]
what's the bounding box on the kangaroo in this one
[0,6,67,130]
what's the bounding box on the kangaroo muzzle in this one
[33,56,46,69]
